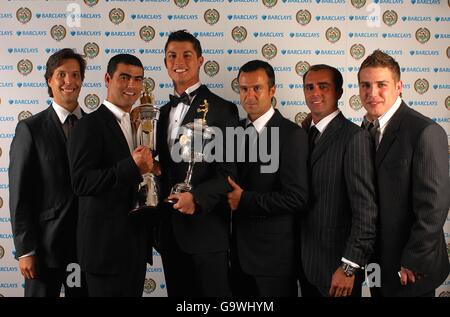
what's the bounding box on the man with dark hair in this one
[227,60,308,296]
[299,64,378,297]
[358,50,449,297]
[9,48,88,297]
[68,54,154,296]
[156,30,239,296]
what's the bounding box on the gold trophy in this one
[130,84,160,213]
[165,100,213,204]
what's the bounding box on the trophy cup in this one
[165,100,213,204]
[130,83,160,214]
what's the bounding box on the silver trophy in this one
[130,86,160,214]
[165,100,213,204]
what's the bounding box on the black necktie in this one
[169,87,201,107]
[63,114,78,139]
[308,126,320,152]
[364,119,380,149]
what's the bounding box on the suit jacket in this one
[156,84,239,254]
[371,102,450,296]
[9,106,80,268]
[68,104,151,275]
[234,109,308,277]
[301,112,378,291]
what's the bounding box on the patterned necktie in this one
[308,125,320,152]
[366,119,380,149]
[63,114,78,139]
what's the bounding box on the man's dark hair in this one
[238,60,275,88]
[44,48,86,97]
[303,64,343,94]
[358,49,401,82]
[107,54,144,77]
[164,30,202,57]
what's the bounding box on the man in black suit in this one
[299,64,378,297]
[68,54,154,296]
[226,60,308,297]
[156,30,239,297]
[358,50,450,297]
[9,48,88,297]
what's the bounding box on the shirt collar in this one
[52,100,82,124]
[174,82,202,97]
[310,109,340,134]
[246,107,275,133]
[103,100,129,122]
[376,96,402,131]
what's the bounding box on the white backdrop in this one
[0,0,448,297]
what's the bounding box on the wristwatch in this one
[341,262,357,277]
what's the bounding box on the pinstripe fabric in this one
[372,102,450,297]
[300,112,378,292]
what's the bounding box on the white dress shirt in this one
[104,100,134,153]
[245,106,275,133]
[365,96,402,144]
[309,109,340,138]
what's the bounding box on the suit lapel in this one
[310,112,345,166]
[375,102,408,167]
[181,85,209,126]
[99,105,130,156]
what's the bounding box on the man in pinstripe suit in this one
[299,64,378,297]
[359,50,450,297]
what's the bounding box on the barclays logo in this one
[139,48,164,54]
[283,0,312,2]
[131,14,162,20]
[227,49,257,55]
[86,65,102,71]
[144,66,162,71]
[347,66,360,72]
[167,15,199,20]
[0,218,11,223]
[408,101,438,106]
[146,267,163,273]
[36,65,46,71]
[8,99,39,105]
[203,49,225,55]
[433,68,450,72]
[36,13,101,19]
[16,82,47,88]
[159,83,174,89]
[432,84,450,90]
[0,267,17,272]
[0,134,14,139]
[375,0,404,3]
[194,0,224,2]
[227,15,258,20]
[228,0,258,2]
[0,283,18,289]
[289,32,320,38]
[288,84,304,89]
[402,84,411,89]
[347,83,359,89]
[261,15,292,21]
[82,82,102,88]
[435,17,450,22]
[7,48,38,54]
[281,49,312,55]
[0,31,13,36]
[316,16,345,21]
[226,66,240,72]
[280,100,307,106]
[104,48,136,54]
[104,31,136,37]
[275,84,284,89]
[156,100,169,106]
[382,49,403,56]
[316,0,346,3]
[273,67,292,72]
[70,31,102,37]
[0,117,14,122]
[435,34,450,39]
[16,31,47,36]
[409,50,439,56]
[0,82,14,88]
[401,16,432,22]
[0,233,13,239]
[347,117,364,123]
[44,48,60,54]
[348,32,378,38]
[410,0,440,4]
[0,168,8,173]
[315,50,345,55]
[401,67,431,72]
[193,32,224,37]
[0,13,13,19]
[253,32,284,38]
[382,33,412,39]
[432,118,449,123]
[0,65,13,71]
[349,15,379,22]
[206,83,224,89]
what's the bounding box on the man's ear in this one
[198,56,204,68]
[104,73,110,88]
[164,57,167,68]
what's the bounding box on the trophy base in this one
[129,205,158,215]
